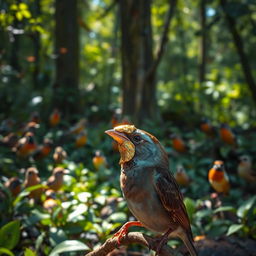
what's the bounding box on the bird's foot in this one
[154,228,173,256]
[113,221,143,245]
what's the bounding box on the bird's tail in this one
[181,232,198,256]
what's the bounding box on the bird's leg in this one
[113,221,143,244]
[155,227,173,256]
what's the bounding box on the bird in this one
[75,130,87,148]
[4,177,21,197]
[49,108,61,127]
[53,146,67,164]
[92,150,107,170]
[237,155,256,183]
[219,123,237,146]
[67,118,87,135]
[46,167,69,192]
[170,134,188,153]
[24,167,43,201]
[0,132,18,148]
[105,124,197,256]
[13,132,37,157]
[33,138,53,160]
[43,190,58,212]
[20,121,39,135]
[200,118,215,137]
[208,160,230,194]
[174,165,191,187]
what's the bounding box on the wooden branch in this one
[146,0,177,80]
[84,232,175,256]
[98,0,118,20]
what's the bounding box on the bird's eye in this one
[133,135,142,143]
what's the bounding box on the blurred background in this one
[0,0,256,255]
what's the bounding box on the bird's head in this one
[53,167,69,177]
[213,160,225,171]
[26,167,39,178]
[105,125,169,168]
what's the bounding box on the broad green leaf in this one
[24,248,37,256]
[184,197,196,221]
[226,224,243,236]
[0,220,20,250]
[214,206,235,213]
[237,196,256,218]
[0,248,14,256]
[49,240,89,256]
[107,212,127,223]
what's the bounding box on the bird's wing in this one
[154,168,192,234]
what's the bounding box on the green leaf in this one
[184,197,196,221]
[107,212,127,223]
[214,206,236,213]
[226,224,243,236]
[49,240,89,256]
[24,248,37,256]
[237,196,256,218]
[0,220,20,250]
[0,248,14,256]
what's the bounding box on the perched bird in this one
[200,118,215,137]
[13,132,37,157]
[67,118,87,135]
[53,146,67,164]
[105,125,197,256]
[219,123,236,146]
[20,121,39,135]
[49,109,61,127]
[174,165,191,187]
[43,190,58,212]
[170,134,188,153]
[237,155,256,183]
[24,167,42,201]
[75,130,87,148]
[33,138,53,160]
[208,160,230,194]
[4,177,21,197]
[92,150,107,170]
[46,167,69,192]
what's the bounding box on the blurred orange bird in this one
[208,160,230,194]
[49,109,61,127]
[43,190,58,212]
[174,165,191,187]
[200,118,215,137]
[92,150,107,170]
[47,167,69,192]
[170,134,188,153]
[53,146,67,164]
[33,138,53,160]
[75,130,87,148]
[68,118,87,135]
[237,155,256,183]
[220,123,237,146]
[24,167,43,200]
[13,132,37,157]
[5,177,22,197]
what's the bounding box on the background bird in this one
[75,130,87,148]
[174,165,192,187]
[49,108,61,127]
[4,177,21,197]
[170,134,188,153]
[33,138,53,160]
[219,123,237,146]
[92,150,107,170]
[105,125,197,256]
[237,155,256,183]
[208,160,230,194]
[46,167,69,192]
[200,118,216,137]
[53,146,67,164]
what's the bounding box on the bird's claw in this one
[113,226,128,245]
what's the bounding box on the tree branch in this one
[98,0,118,20]
[84,232,176,256]
[146,0,177,80]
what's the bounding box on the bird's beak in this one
[105,129,130,144]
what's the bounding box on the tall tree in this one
[199,0,206,85]
[54,0,79,116]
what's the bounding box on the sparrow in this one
[24,167,43,200]
[46,167,69,192]
[33,138,53,160]
[174,165,191,187]
[75,130,87,148]
[49,108,61,127]
[92,150,107,170]
[13,132,37,157]
[237,155,256,183]
[105,125,197,256]
[219,123,237,146]
[53,146,67,164]
[208,160,230,194]
[170,134,188,153]
[200,118,215,137]
[4,177,21,197]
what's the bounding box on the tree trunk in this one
[220,0,256,104]
[54,0,79,115]
[199,0,206,84]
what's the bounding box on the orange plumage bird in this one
[92,150,107,170]
[43,190,58,212]
[170,134,188,153]
[219,123,237,146]
[33,138,53,160]
[24,167,43,201]
[75,130,87,148]
[53,146,67,164]
[200,118,215,137]
[49,109,61,127]
[47,167,69,192]
[208,160,230,194]
[68,118,87,135]
[4,177,21,197]
[13,132,37,157]
[174,165,191,187]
